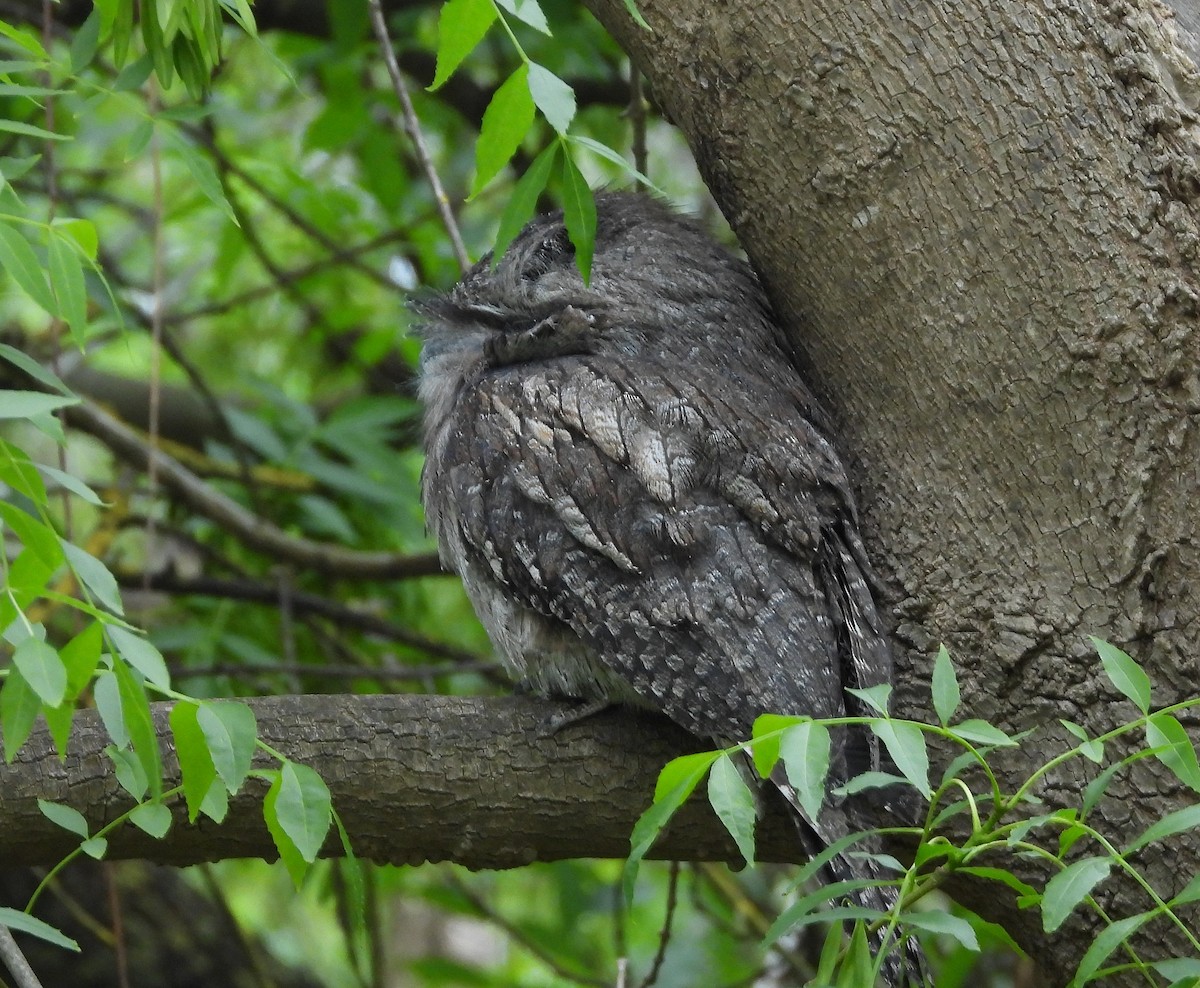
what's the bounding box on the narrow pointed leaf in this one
[931,644,959,725]
[780,721,831,821]
[528,62,574,134]
[870,720,931,797]
[430,0,495,90]
[707,753,756,864]
[1091,637,1151,713]
[1041,857,1110,933]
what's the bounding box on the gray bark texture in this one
[577,0,1200,983]
[0,695,797,870]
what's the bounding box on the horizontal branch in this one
[64,398,443,580]
[1,694,802,871]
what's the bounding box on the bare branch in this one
[368,0,471,274]
[65,397,443,580]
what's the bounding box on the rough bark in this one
[579,0,1200,982]
[0,695,798,870]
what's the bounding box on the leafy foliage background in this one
[0,1,1057,985]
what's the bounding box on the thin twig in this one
[637,862,680,988]
[65,397,444,580]
[103,863,130,988]
[0,925,44,988]
[172,228,411,324]
[167,659,501,685]
[629,67,647,184]
[367,0,470,274]
[146,79,165,593]
[446,872,609,988]
[127,570,479,661]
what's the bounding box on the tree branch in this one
[1,695,801,871]
[63,397,443,580]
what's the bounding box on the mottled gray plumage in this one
[415,193,922,984]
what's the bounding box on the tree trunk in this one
[581,0,1200,982]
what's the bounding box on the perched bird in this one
[415,192,924,985]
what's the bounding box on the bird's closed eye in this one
[521,227,575,282]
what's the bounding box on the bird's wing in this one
[431,351,887,746]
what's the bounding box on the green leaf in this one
[493,141,559,261]
[1068,912,1152,987]
[93,670,127,746]
[430,0,496,90]
[1145,713,1200,793]
[61,540,123,615]
[1153,959,1200,982]
[263,770,309,887]
[1171,874,1200,906]
[957,866,1037,898]
[160,126,236,223]
[1,670,41,761]
[81,836,108,859]
[113,661,162,799]
[1125,803,1200,854]
[0,343,72,393]
[931,644,959,725]
[839,921,874,987]
[1041,856,1110,933]
[113,52,154,91]
[620,0,651,32]
[107,626,170,689]
[0,391,76,421]
[200,779,229,823]
[568,135,663,193]
[47,232,89,344]
[129,801,172,838]
[0,907,79,951]
[0,438,48,504]
[750,713,807,778]
[41,699,74,760]
[53,217,99,261]
[625,753,716,901]
[652,750,718,802]
[37,798,89,838]
[0,221,56,315]
[834,770,907,797]
[560,154,595,282]
[69,6,103,72]
[779,721,831,822]
[0,20,48,58]
[471,65,535,196]
[1081,763,1121,818]
[902,909,979,950]
[0,502,64,570]
[331,812,367,938]
[846,683,892,716]
[275,762,333,862]
[108,745,148,801]
[170,701,216,821]
[197,700,257,795]
[951,719,1018,747]
[0,119,70,141]
[870,720,931,797]
[39,465,105,507]
[527,62,575,134]
[707,753,756,864]
[218,0,258,36]
[1090,637,1151,713]
[495,0,550,33]
[12,637,66,706]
